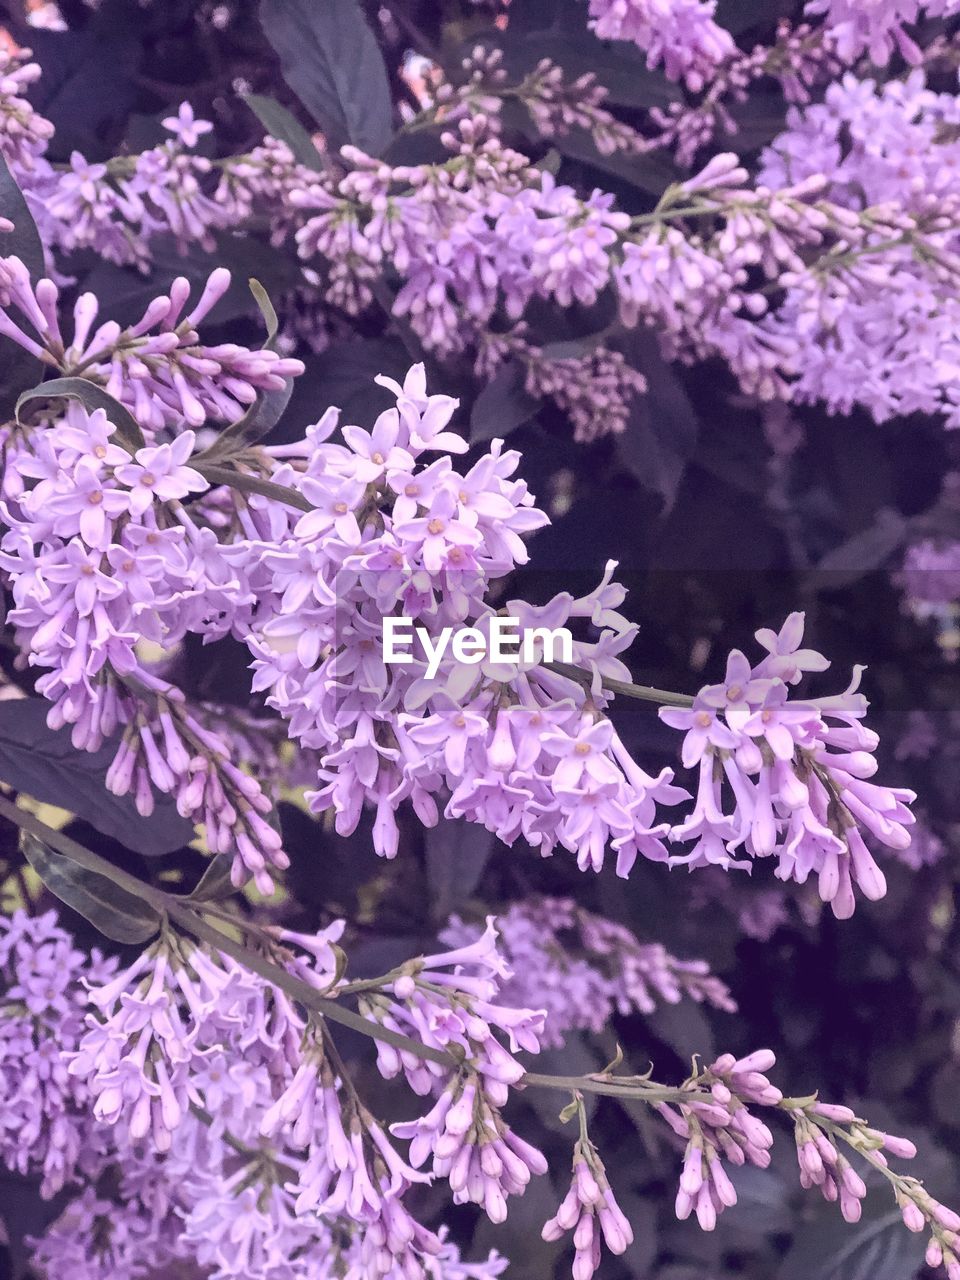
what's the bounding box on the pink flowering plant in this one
[0,1,958,1278]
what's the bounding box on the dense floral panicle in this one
[757,71,960,427]
[898,539,960,605]
[347,921,551,1220]
[0,399,287,891]
[0,259,303,433]
[661,1050,781,1230]
[5,24,960,436]
[659,612,914,916]
[29,1185,182,1280]
[15,98,319,269]
[440,897,734,1049]
[67,935,302,1152]
[0,47,55,171]
[584,0,735,89]
[803,0,960,64]
[10,910,508,1280]
[434,48,649,158]
[0,910,116,1196]
[0,353,918,910]
[232,363,675,874]
[542,1135,633,1280]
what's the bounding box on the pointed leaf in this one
[424,818,496,923]
[470,361,540,443]
[0,152,46,418]
[0,151,44,279]
[16,374,145,449]
[20,832,161,944]
[201,280,293,456]
[259,0,393,154]
[243,93,327,171]
[778,1192,924,1280]
[189,854,236,904]
[0,697,193,856]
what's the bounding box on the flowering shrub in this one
[0,2,958,1279]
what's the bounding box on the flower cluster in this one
[659,1046,960,1278]
[660,612,915,917]
[4,904,958,1280]
[359,921,549,1226]
[0,46,55,172]
[0,909,115,1196]
[0,259,302,433]
[543,1130,634,1280]
[51,912,515,1279]
[0,340,917,904]
[440,896,735,1049]
[757,71,960,426]
[417,46,651,159]
[584,0,735,90]
[803,0,960,65]
[0,388,287,891]
[8,40,960,438]
[0,11,955,1280]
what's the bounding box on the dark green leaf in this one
[778,1192,925,1280]
[0,697,193,857]
[277,338,410,443]
[195,462,312,511]
[16,375,145,449]
[248,277,280,349]
[202,280,293,455]
[20,832,161,944]
[259,0,393,154]
[424,819,495,922]
[646,997,716,1061]
[208,379,295,455]
[545,124,677,195]
[281,802,382,915]
[509,32,680,109]
[26,17,138,162]
[189,854,236,904]
[470,361,540,443]
[540,332,611,360]
[0,152,44,281]
[0,152,46,420]
[816,510,907,582]
[243,93,327,171]
[81,233,303,330]
[723,1164,794,1234]
[618,332,699,512]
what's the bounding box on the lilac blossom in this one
[161,102,214,148]
[542,1135,634,1279]
[0,259,303,432]
[0,400,286,891]
[757,71,960,427]
[660,612,914,916]
[0,910,116,1196]
[584,0,736,90]
[440,898,734,1050]
[803,0,960,65]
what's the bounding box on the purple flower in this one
[114,433,208,514]
[161,102,214,148]
[542,1139,634,1279]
